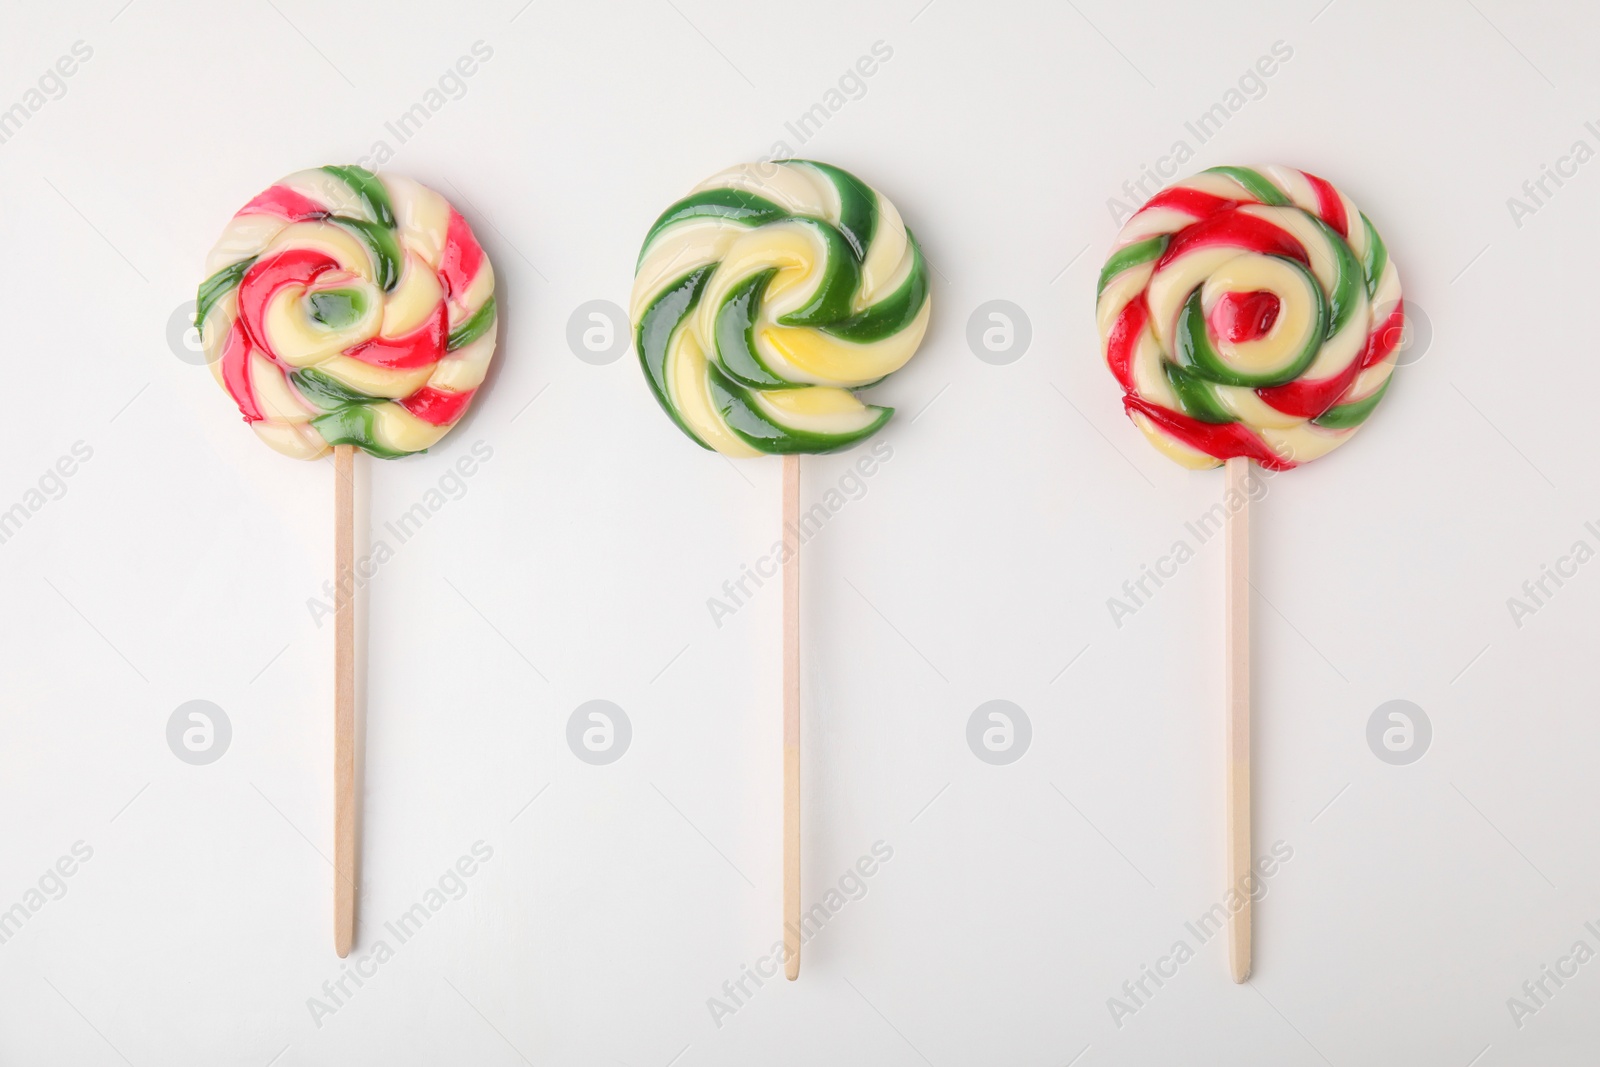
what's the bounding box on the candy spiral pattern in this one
[198,166,497,459]
[630,160,931,456]
[1097,165,1403,470]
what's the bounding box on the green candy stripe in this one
[1317,216,1363,340]
[713,269,792,390]
[786,159,877,259]
[336,217,401,291]
[291,367,382,411]
[1164,362,1235,424]
[1313,377,1391,429]
[638,189,790,266]
[1360,212,1388,299]
[636,265,716,451]
[447,296,496,351]
[322,165,395,229]
[308,288,368,329]
[772,218,860,329]
[1205,165,1289,206]
[824,228,929,344]
[195,257,255,328]
[1097,235,1166,298]
[707,362,892,455]
[311,406,410,459]
[639,160,880,271]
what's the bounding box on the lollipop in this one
[1097,164,1403,981]
[631,159,930,978]
[198,165,497,955]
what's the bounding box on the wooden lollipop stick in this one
[1224,456,1251,983]
[782,454,801,981]
[334,443,357,958]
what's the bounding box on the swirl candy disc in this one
[198,166,498,460]
[1097,164,1404,470]
[630,160,931,456]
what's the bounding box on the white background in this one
[0,0,1596,1063]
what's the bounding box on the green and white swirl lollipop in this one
[630,160,933,982]
[630,160,931,455]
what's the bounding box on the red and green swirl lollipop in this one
[199,165,496,459]
[1096,164,1405,984]
[197,166,498,958]
[1098,164,1403,469]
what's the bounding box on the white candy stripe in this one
[1116,207,1199,247]
[858,193,908,306]
[250,351,309,423]
[1260,421,1350,465]
[1216,385,1304,430]
[382,253,445,336]
[1146,244,1243,353]
[200,289,238,367]
[278,168,372,221]
[1096,261,1155,341]
[263,281,382,367]
[630,217,741,319]
[385,175,451,271]
[1200,256,1319,378]
[253,420,327,460]
[205,214,286,275]
[428,332,496,393]
[1185,170,1256,201]
[666,326,761,458]
[702,220,833,325]
[693,161,839,224]
[1338,193,1367,256]
[1129,327,1178,412]
[1129,410,1219,469]
[1342,357,1396,405]
[449,260,495,329]
[1371,261,1401,319]
[369,404,451,453]
[1262,165,1316,216]
[261,221,372,279]
[317,357,433,399]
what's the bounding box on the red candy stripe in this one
[218,320,262,423]
[344,303,447,370]
[1209,290,1280,344]
[399,385,475,425]
[1256,358,1362,419]
[1124,395,1296,470]
[1136,187,1239,221]
[237,248,340,360]
[1156,208,1309,271]
[1362,299,1406,368]
[1255,300,1404,418]
[1303,172,1348,238]
[1104,293,1148,393]
[237,185,329,222]
[439,209,484,300]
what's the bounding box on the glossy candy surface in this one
[198,166,497,459]
[1097,165,1403,470]
[630,160,931,456]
